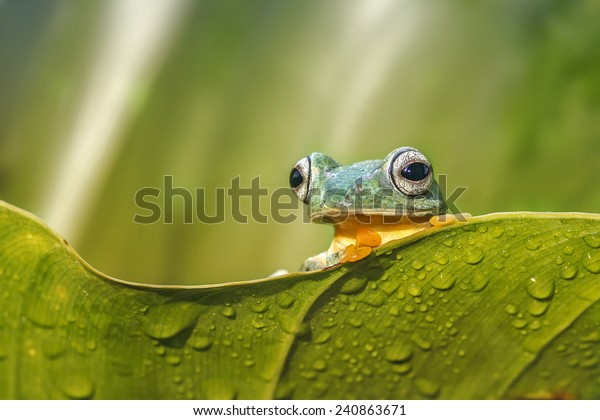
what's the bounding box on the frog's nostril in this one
[401,162,430,182]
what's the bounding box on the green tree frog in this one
[289,147,448,271]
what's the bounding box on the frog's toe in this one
[338,244,372,264]
[299,252,328,271]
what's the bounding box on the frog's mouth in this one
[311,209,441,225]
[324,213,436,256]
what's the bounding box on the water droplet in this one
[512,319,528,329]
[407,284,422,297]
[580,331,600,343]
[276,294,295,309]
[312,360,328,371]
[491,227,505,238]
[313,331,332,344]
[322,318,337,329]
[443,238,455,248]
[244,359,255,368]
[505,304,517,315]
[526,239,542,251]
[388,305,400,316]
[392,363,412,375]
[464,248,484,265]
[403,304,415,313]
[57,370,94,399]
[221,306,236,319]
[525,276,555,300]
[580,357,600,369]
[582,252,600,274]
[42,336,66,359]
[361,290,386,307]
[527,300,550,317]
[340,277,368,294]
[251,302,269,313]
[140,303,199,340]
[558,263,578,280]
[432,251,449,266]
[584,234,600,249]
[166,354,182,365]
[279,317,300,335]
[415,378,440,398]
[384,342,413,363]
[471,274,489,292]
[252,319,267,329]
[431,272,455,290]
[348,318,363,328]
[411,334,432,351]
[411,260,425,270]
[563,245,574,255]
[189,335,213,351]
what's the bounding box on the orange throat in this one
[329,215,434,263]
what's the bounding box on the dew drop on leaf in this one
[313,331,331,344]
[525,276,555,300]
[251,301,269,313]
[407,284,422,297]
[491,227,505,238]
[559,263,578,280]
[384,342,413,363]
[392,363,412,375]
[189,335,213,351]
[166,354,182,366]
[527,300,550,317]
[312,359,328,372]
[220,306,236,319]
[512,319,528,329]
[526,239,542,251]
[276,294,295,309]
[442,238,455,248]
[583,234,600,249]
[414,378,440,398]
[411,260,425,270]
[431,272,456,291]
[464,248,484,265]
[340,277,368,294]
[582,252,600,274]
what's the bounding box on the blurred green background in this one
[0,0,599,284]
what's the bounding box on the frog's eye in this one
[289,157,311,203]
[389,149,433,196]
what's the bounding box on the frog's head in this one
[289,147,447,224]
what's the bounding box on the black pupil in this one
[289,168,304,188]
[401,162,430,181]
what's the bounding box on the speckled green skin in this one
[306,149,446,223]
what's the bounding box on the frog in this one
[289,147,448,271]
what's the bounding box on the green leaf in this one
[1,201,599,399]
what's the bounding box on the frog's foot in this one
[337,244,373,264]
[429,213,472,227]
[299,251,328,271]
